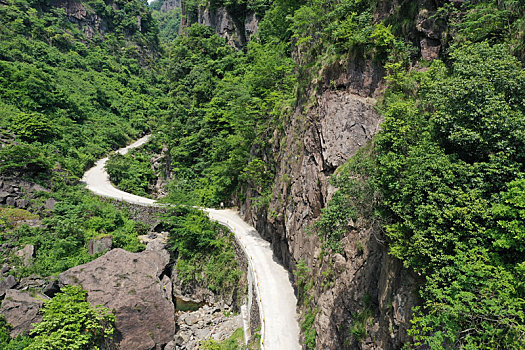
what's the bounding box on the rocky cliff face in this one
[48,0,158,64]
[239,1,446,348]
[50,0,108,40]
[172,1,258,49]
[160,0,181,12]
[196,6,258,49]
[241,59,420,349]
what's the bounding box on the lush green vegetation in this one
[162,207,242,294]
[0,0,163,179]
[105,146,159,198]
[1,0,524,348]
[314,1,525,348]
[154,22,295,206]
[0,286,114,350]
[0,0,163,346]
[2,185,147,278]
[104,1,525,348]
[380,42,525,350]
[294,260,317,349]
[0,316,32,350]
[150,0,181,43]
[0,0,160,277]
[28,285,115,350]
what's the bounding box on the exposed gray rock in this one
[0,275,17,297]
[0,289,44,337]
[18,275,46,291]
[160,0,181,12]
[15,244,34,266]
[164,340,177,350]
[50,0,108,40]
[175,304,243,349]
[241,53,420,348]
[0,176,49,209]
[245,12,258,39]
[420,37,441,60]
[88,235,113,255]
[416,8,441,40]
[172,267,217,306]
[318,91,380,169]
[15,199,29,208]
[139,231,168,252]
[59,248,175,350]
[197,6,258,49]
[44,198,57,210]
[162,275,172,302]
[0,191,10,203]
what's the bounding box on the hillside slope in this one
[146,0,525,349]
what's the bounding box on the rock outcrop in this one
[173,304,243,349]
[59,248,175,350]
[235,0,452,347]
[160,0,181,12]
[15,244,34,266]
[241,45,423,350]
[0,176,49,210]
[88,236,113,255]
[168,0,259,49]
[0,289,44,337]
[0,276,17,297]
[50,0,108,40]
[197,6,258,49]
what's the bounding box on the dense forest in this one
[1,0,524,348]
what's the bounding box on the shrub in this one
[27,285,115,350]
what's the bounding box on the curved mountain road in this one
[81,135,301,350]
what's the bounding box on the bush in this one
[27,285,115,350]
[372,42,525,348]
[0,316,32,350]
[0,144,52,175]
[163,207,242,294]
[13,187,144,277]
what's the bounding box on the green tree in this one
[10,112,54,142]
[27,285,115,350]
[373,42,525,348]
[0,144,52,175]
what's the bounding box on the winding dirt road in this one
[81,135,301,350]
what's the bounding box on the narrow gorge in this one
[0,0,524,349]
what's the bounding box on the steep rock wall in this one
[243,59,385,270]
[197,6,258,49]
[238,0,447,345]
[241,59,421,349]
[174,1,259,49]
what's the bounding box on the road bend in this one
[81,135,301,350]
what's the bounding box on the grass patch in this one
[201,327,244,350]
[0,208,38,228]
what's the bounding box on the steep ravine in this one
[241,57,420,350]
[82,136,301,349]
[233,0,451,346]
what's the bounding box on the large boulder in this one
[0,289,44,336]
[59,248,175,350]
[0,275,17,297]
[15,244,34,266]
